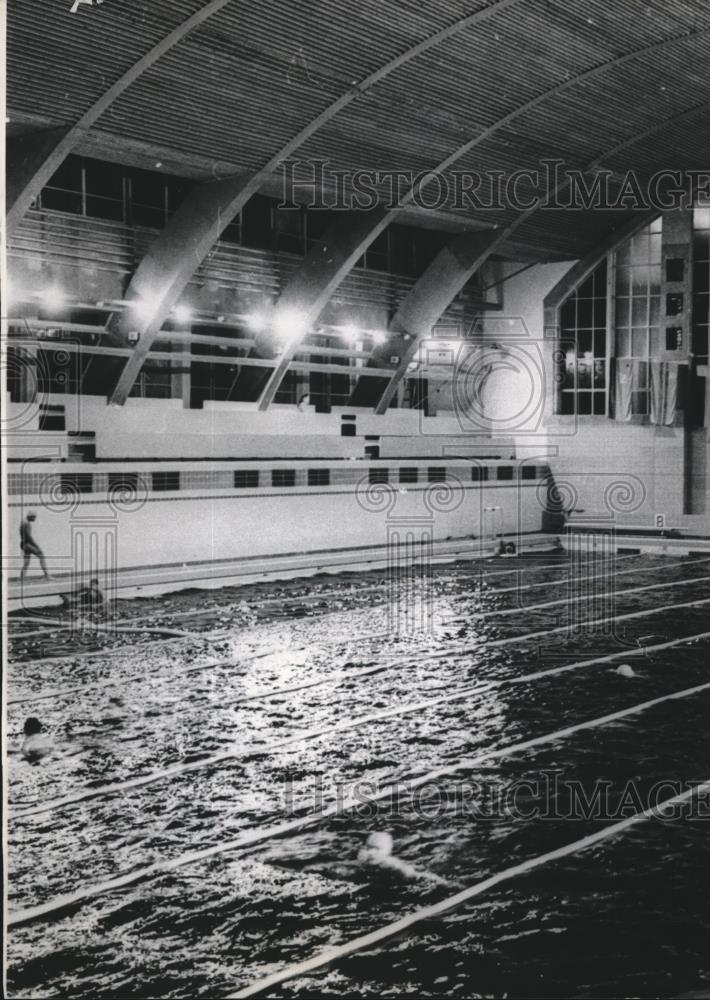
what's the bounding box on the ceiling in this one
[8,0,710,262]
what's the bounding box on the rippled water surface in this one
[6,552,710,998]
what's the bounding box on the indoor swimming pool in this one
[6,552,710,998]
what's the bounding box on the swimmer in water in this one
[615,663,638,678]
[60,576,104,611]
[101,695,140,725]
[22,717,53,763]
[358,832,451,886]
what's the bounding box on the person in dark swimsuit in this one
[60,577,104,612]
[20,511,50,580]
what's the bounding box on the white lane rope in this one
[8,675,710,928]
[6,635,194,667]
[6,617,208,641]
[9,558,708,706]
[415,595,710,664]
[7,553,563,634]
[481,571,710,619]
[6,552,645,650]
[12,618,710,820]
[115,556,580,626]
[474,554,710,597]
[227,778,710,999]
[7,645,309,707]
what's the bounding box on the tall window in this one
[39,155,191,225]
[613,218,662,415]
[693,206,710,365]
[556,218,663,417]
[558,259,608,415]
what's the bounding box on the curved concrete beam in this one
[371,230,501,413]
[254,209,391,409]
[541,97,710,319]
[361,97,710,413]
[103,0,526,405]
[406,27,710,191]
[108,18,710,405]
[6,0,233,234]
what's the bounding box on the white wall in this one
[480,262,710,534]
[7,483,545,576]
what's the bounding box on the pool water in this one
[6,552,710,998]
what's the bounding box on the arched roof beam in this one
[234,208,392,408]
[100,0,534,405]
[369,98,710,413]
[250,30,710,410]
[356,229,500,411]
[6,0,234,235]
[107,18,710,405]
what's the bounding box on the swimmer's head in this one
[26,511,36,522]
[366,831,393,855]
[24,717,43,736]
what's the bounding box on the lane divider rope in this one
[12,618,710,819]
[8,673,710,927]
[10,560,707,704]
[227,778,710,998]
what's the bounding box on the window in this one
[613,218,662,416]
[362,229,389,271]
[220,220,242,245]
[471,466,489,482]
[242,194,273,250]
[557,258,608,416]
[38,157,202,230]
[272,469,296,487]
[129,168,168,228]
[389,225,417,276]
[234,470,260,488]
[521,465,538,480]
[152,471,180,492]
[399,467,418,484]
[497,466,514,481]
[308,468,330,486]
[84,159,125,221]
[305,209,337,248]
[693,207,710,364]
[38,402,66,430]
[108,473,140,492]
[60,473,93,494]
[274,370,308,406]
[42,157,83,214]
[369,468,389,484]
[427,467,447,482]
[166,177,192,218]
[130,364,172,399]
[274,204,305,254]
[415,230,447,272]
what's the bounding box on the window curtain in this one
[613,359,634,422]
[649,361,678,425]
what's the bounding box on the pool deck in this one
[7,529,710,612]
[6,532,560,611]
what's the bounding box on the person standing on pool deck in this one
[20,511,51,580]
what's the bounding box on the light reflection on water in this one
[6,556,710,998]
